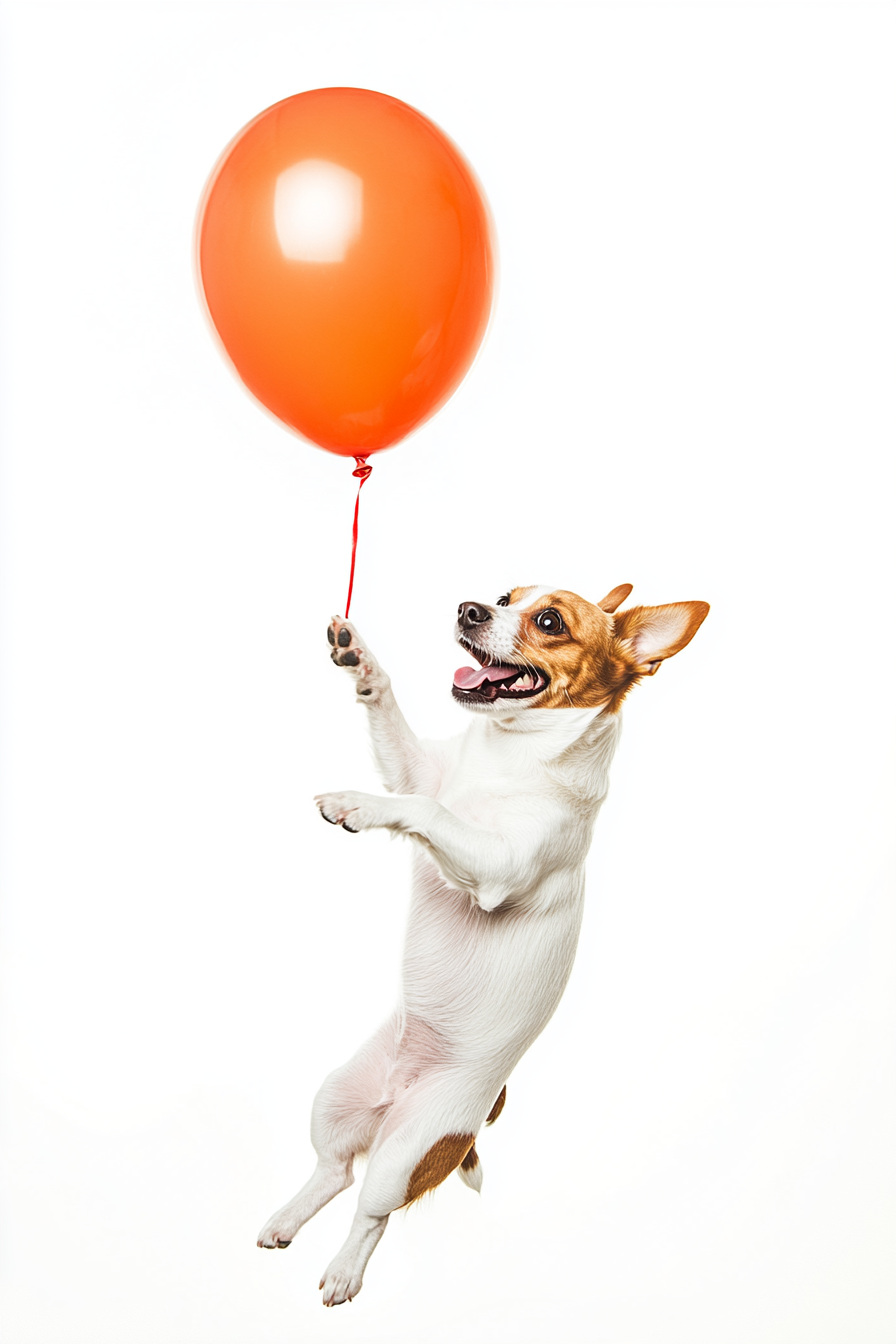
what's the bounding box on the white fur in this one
[257,616,622,1305]
[482,585,553,660]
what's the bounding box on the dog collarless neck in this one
[483,705,611,758]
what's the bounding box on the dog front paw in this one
[326,618,388,701]
[314,790,385,833]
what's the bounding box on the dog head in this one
[452,584,709,712]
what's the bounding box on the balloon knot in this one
[352,455,372,482]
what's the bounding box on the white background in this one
[1,3,894,1341]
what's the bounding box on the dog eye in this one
[535,608,564,633]
[496,593,510,607]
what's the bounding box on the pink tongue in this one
[453,663,519,690]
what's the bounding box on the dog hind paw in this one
[319,1263,363,1307]
[256,1224,295,1249]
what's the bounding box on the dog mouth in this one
[452,638,549,705]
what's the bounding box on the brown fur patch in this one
[508,590,709,712]
[506,586,536,606]
[404,1133,475,1205]
[460,1145,479,1171]
[596,583,633,613]
[486,1085,506,1125]
[513,589,624,710]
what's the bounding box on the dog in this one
[257,583,709,1305]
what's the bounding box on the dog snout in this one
[458,602,492,631]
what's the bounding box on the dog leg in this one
[314,790,559,911]
[318,1069,495,1306]
[257,1159,353,1250]
[327,617,440,795]
[257,1016,399,1249]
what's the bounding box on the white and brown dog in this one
[257,583,708,1305]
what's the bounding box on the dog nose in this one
[458,602,492,630]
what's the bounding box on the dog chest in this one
[433,722,561,824]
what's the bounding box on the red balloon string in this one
[344,456,372,618]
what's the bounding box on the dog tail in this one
[485,1085,506,1126]
[457,1144,482,1192]
[456,1087,506,1193]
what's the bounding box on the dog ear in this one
[596,583,633,613]
[614,601,709,674]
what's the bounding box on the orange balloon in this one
[195,87,496,457]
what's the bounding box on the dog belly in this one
[399,858,584,1070]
